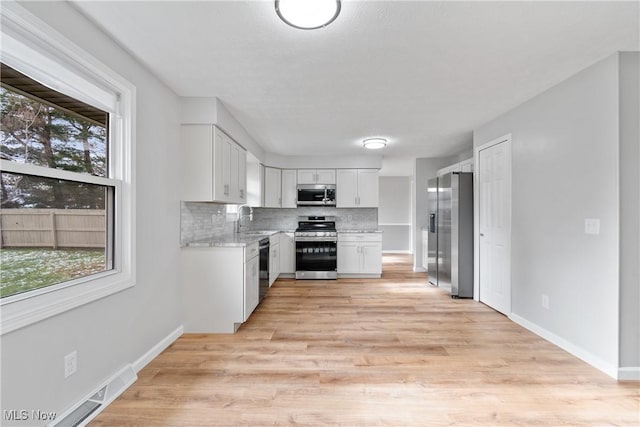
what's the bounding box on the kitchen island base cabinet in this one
[337,233,382,278]
[182,243,259,334]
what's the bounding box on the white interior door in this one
[477,137,511,315]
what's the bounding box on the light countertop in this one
[184,230,281,248]
[184,228,382,247]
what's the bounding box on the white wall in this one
[379,176,412,252]
[1,1,183,421]
[473,53,631,376]
[618,52,640,370]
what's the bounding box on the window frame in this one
[0,2,136,334]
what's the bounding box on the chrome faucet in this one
[235,204,253,233]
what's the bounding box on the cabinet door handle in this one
[240,189,244,199]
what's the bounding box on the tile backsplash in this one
[181,202,378,244]
[251,207,378,232]
[180,202,236,245]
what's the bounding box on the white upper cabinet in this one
[336,169,379,208]
[336,169,357,207]
[264,167,282,208]
[281,169,297,208]
[236,145,247,202]
[297,169,336,184]
[356,169,379,207]
[181,124,246,203]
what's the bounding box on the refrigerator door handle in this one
[429,213,436,233]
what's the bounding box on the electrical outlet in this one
[64,351,77,378]
[584,218,600,235]
[541,294,550,310]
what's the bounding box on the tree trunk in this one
[80,124,94,175]
[42,107,64,207]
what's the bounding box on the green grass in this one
[0,248,106,298]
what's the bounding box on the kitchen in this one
[0,1,638,426]
[179,117,385,332]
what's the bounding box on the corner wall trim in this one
[509,313,618,379]
[618,367,640,381]
[132,325,183,373]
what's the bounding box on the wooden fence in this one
[0,209,106,249]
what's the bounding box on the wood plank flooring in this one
[91,254,639,426]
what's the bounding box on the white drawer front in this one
[245,242,259,259]
[338,233,382,243]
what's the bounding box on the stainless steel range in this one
[295,216,337,280]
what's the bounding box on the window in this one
[1,73,113,299]
[0,2,135,334]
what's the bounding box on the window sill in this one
[0,271,134,335]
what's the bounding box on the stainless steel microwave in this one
[297,184,336,206]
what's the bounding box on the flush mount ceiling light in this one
[362,138,387,150]
[275,0,341,30]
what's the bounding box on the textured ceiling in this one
[72,1,639,175]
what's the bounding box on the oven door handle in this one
[295,237,337,243]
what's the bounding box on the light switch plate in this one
[584,218,600,235]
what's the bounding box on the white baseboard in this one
[382,250,412,254]
[132,325,183,373]
[509,313,618,379]
[413,266,426,272]
[618,367,640,381]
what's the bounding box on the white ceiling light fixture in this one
[275,0,341,30]
[362,138,387,150]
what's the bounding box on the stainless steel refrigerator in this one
[427,172,474,298]
[427,178,439,286]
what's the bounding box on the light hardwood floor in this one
[92,254,639,426]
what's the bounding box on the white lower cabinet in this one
[337,233,382,277]
[279,232,296,275]
[244,251,259,320]
[269,235,280,286]
[182,242,259,333]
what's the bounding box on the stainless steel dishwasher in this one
[258,238,269,301]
